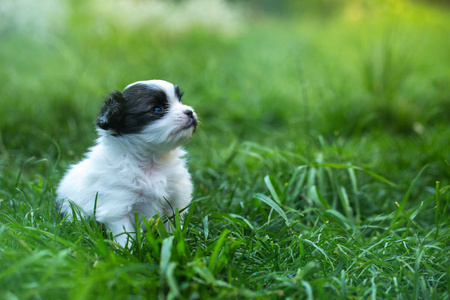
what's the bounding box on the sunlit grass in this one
[1,0,449,299]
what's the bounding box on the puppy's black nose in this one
[184,109,194,119]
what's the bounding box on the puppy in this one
[56,80,198,247]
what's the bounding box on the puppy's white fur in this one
[56,80,197,247]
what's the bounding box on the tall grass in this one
[1,0,449,298]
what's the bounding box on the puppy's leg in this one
[169,178,193,229]
[106,216,135,247]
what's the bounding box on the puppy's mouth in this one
[181,118,198,131]
[170,118,198,139]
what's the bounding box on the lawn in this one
[1,0,449,299]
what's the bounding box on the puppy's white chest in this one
[133,166,170,200]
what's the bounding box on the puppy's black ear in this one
[96,91,125,132]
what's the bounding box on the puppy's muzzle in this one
[184,109,198,129]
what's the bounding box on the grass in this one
[1,0,450,299]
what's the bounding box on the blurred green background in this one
[1,0,449,184]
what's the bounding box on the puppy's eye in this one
[151,105,165,114]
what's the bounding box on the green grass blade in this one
[203,215,209,240]
[435,181,441,238]
[253,193,290,226]
[264,175,281,204]
[166,262,180,298]
[155,218,169,239]
[208,229,230,273]
[301,280,314,300]
[414,248,425,300]
[302,238,333,268]
[338,186,352,218]
[160,236,174,273]
[317,163,396,187]
[391,165,428,227]
[308,185,331,209]
[182,202,196,235]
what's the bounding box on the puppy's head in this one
[96,80,198,149]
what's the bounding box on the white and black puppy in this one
[56,80,198,247]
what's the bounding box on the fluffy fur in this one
[56,80,198,247]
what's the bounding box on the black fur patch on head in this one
[175,85,184,102]
[96,83,169,135]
